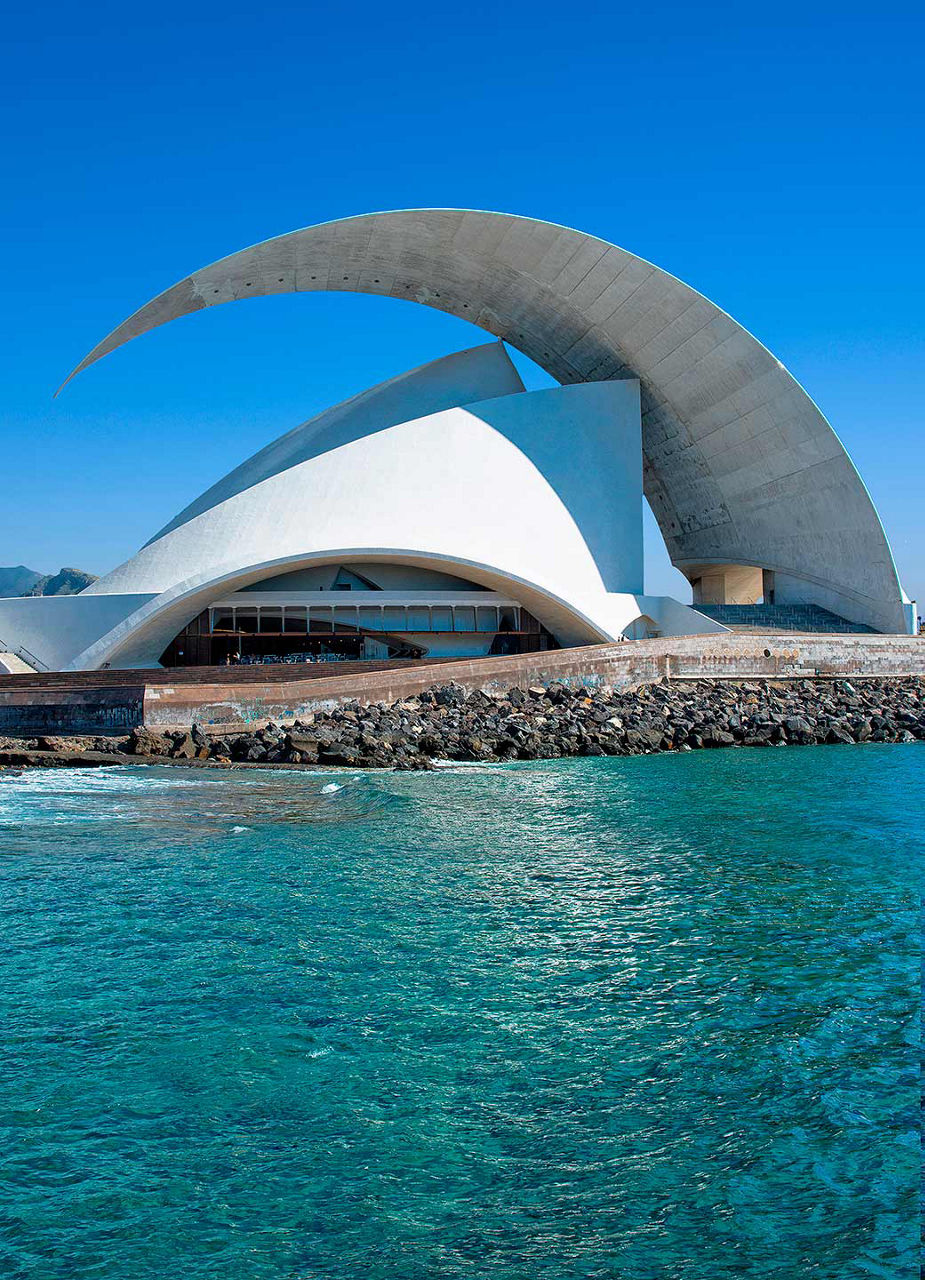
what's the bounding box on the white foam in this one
[428,759,498,771]
[321,782,343,794]
[1,767,200,796]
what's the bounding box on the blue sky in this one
[2,0,922,607]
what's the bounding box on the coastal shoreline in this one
[2,676,922,772]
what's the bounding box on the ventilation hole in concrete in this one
[343,275,348,280]
[278,277,284,282]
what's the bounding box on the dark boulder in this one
[825,724,854,745]
[286,732,320,763]
[170,731,197,760]
[434,682,466,707]
[126,726,171,757]
[784,716,814,744]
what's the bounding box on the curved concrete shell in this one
[62,208,909,633]
[74,342,687,669]
[147,338,525,544]
[0,342,715,672]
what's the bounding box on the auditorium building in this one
[0,210,914,674]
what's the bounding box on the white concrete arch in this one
[61,208,909,632]
[68,548,619,671]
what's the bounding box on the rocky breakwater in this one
[4,675,920,771]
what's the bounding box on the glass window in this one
[498,606,518,632]
[236,608,258,634]
[406,606,430,631]
[309,607,333,634]
[260,607,283,634]
[453,606,476,631]
[358,607,383,631]
[382,606,407,632]
[211,609,235,633]
[476,606,498,632]
[333,606,358,631]
[285,607,307,633]
[430,605,453,632]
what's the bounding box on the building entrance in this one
[159,599,556,668]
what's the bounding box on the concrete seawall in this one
[0,684,146,735]
[1,634,922,734]
[142,634,925,729]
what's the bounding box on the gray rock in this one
[319,743,358,766]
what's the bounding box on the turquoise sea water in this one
[0,746,921,1280]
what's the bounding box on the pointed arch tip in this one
[56,355,96,397]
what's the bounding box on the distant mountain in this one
[0,565,42,598]
[0,565,97,597]
[24,567,98,596]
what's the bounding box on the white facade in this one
[1,342,722,672]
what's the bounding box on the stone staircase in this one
[0,652,38,675]
[694,604,877,634]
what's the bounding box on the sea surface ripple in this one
[0,746,921,1279]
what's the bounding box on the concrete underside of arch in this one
[681,559,917,633]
